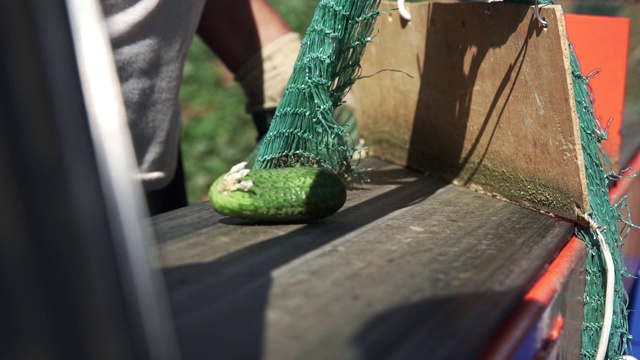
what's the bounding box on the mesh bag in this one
[252,0,381,178]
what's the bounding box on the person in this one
[100,0,301,215]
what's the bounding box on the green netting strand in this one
[252,0,381,177]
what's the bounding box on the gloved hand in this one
[234,32,301,140]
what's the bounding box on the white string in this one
[585,212,615,360]
[397,0,411,21]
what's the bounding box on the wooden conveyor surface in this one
[153,157,578,359]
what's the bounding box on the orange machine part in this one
[564,13,630,165]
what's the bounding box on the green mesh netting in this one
[507,0,633,358]
[571,43,631,360]
[252,0,381,177]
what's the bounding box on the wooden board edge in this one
[555,6,591,223]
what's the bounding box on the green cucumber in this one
[209,162,346,223]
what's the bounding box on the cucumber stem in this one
[217,162,254,193]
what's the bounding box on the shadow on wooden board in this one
[353,291,514,359]
[160,167,447,359]
[352,1,589,223]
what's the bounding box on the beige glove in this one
[234,32,301,114]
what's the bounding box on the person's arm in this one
[197,0,301,140]
[197,0,291,73]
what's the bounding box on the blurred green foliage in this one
[179,38,254,202]
[179,0,318,202]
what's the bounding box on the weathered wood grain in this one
[351,2,589,222]
[153,158,574,360]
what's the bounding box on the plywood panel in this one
[351,2,589,222]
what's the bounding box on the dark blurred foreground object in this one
[0,1,180,359]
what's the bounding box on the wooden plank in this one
[351,2,589,222]
[153,158,574,360]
